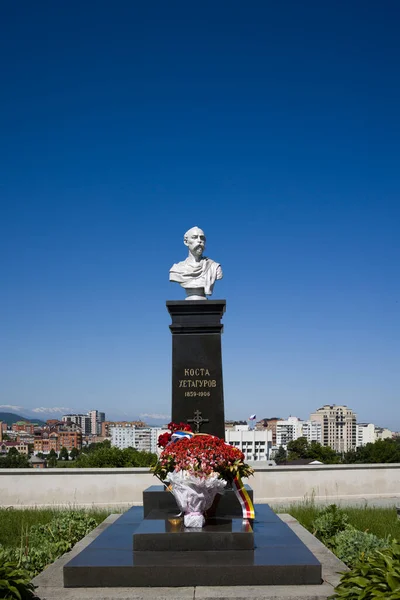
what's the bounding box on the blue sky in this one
[1,1,399,428]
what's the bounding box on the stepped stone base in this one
[63,503,321,587]
[133,517,254,551]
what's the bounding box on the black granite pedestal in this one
[143,484,254,518]
[133,518,254,551]
[166,300,226,439]
[63,486,322,588]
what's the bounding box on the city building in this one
[101,420,146,438]
[46,419,62,427]
[61,411,106,436]
[110,425,164,454]
[58,427,82,451]
[375,427,393,441]
[356,423,376,448]
[34,432,59,454]
[310,404,357,453]
[62,414,91,435]
[34,424,82,454]
[29,455,47,469]
[276,416,303,448]
[256,418,281,446]
[301,420,322,445]
[225,426,272,461]
[12,421,35,434]
[89,410,106,435]
[0,440,29,454]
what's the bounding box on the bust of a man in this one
[169,226,223,300]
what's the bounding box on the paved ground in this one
[33,514,347,600]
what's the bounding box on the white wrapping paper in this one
[166,471,227,527]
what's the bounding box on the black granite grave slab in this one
[63,505,322,587]
[167,300,226,439]
[133,517,254,551]
[142,484,254,518]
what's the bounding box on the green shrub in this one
[0,550,38,599]
[312,504,350,544]
[0,511,99,579]
[332,526,390,567]
[330,540,400,599]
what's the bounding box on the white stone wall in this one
[1,464,399,508]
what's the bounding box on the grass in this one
[0,507,111,549]
[281,502,400,540]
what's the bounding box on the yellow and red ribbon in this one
[232,474,255,520]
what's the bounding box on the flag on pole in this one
[249,414,257,420]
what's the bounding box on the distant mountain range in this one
[0,412,46,426]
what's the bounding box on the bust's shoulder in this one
[170,258,190,272]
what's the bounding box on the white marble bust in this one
[169,227,223,300]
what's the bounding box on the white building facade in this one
[276,417,303,448]
[375,427,393,441]
[301,420,322,445]
[111,425,165,454]
[225,427,272,461]
[356,423,376,448]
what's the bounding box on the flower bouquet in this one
[152,422,254,528]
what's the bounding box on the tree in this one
[287,437,340,464]
[70,447,79,460]
[287,437,309,460]
[59,447,69,461]
[47,448,58,468]
[342,438,400,464]
[274,446,287,465]
[75,445,157,468]
[81,439,111,454]
[0,448,29,468]
[308,441,340,464]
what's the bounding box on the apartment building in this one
[310,404,357,453]
[110,425,164,454]
[225,427,272,461]
[0,440,29,455]
[276,416,303,448]
[101,420,146,438]
[34,425,82,454]
[356,423,376,448]
[62,414,91,435]
[375,427,393,441]
[11,421,35,434]
[301,420,322,444]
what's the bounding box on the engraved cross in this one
[188,410,209,433]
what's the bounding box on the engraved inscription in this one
[184,368,210,376]
[178,366,217,396]
[178,379,216,388]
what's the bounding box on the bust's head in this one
[184,226,206,258]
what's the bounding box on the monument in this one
[62,227,322,588]
[169,226,223,300]
[167,226,225,438]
